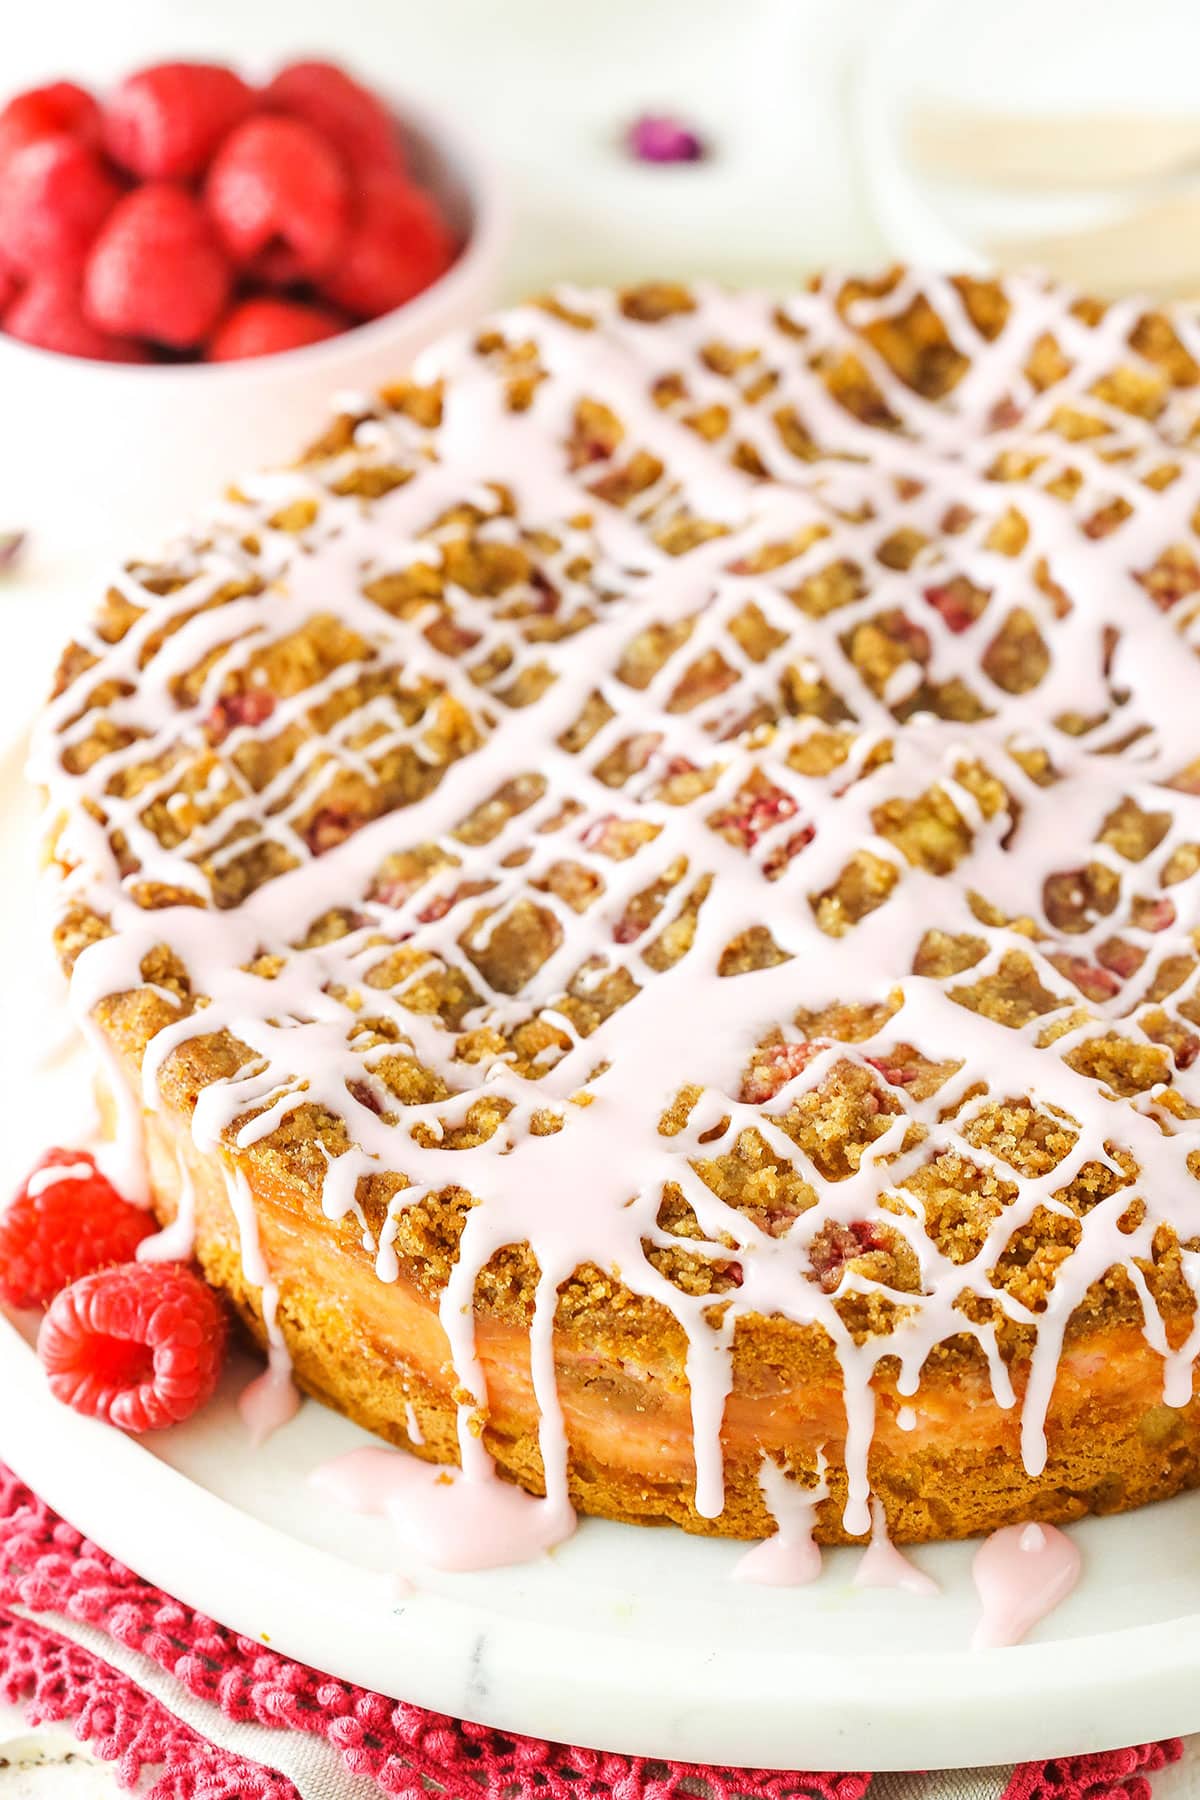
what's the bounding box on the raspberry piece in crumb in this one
[711,787,798,850]
[0,82,101,173]
[0,135,120,276]
[321,170,453,319]
[923,583,977,634]
[103,61,254,181]
[4,272,149,361]
[1133,896,1176,933]
[207,687,276,740]
[741,1039,823,1104]
[39,1261,227,1432]
[207,296,342,362]
[205,115,348,280]
[864,1056,917,1087]
[262,60,403,177]
[807,1219,886,1293]
[1058,955,1121,1003]
[303,804,366,856]
[1096,938,1144,981]
[0,1149,155,1310]
[84,185,232,349]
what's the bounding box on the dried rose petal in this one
[0,531,26,573]
[626,113,706,165]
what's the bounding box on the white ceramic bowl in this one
[0,89,508,559]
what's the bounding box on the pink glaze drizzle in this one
[221,1166,300,1442]
[29,272,1200,1563]
[853,1500,938,1596]
[136,1151,197,1264]
[971,1522,1081,1648]
[733,1454,827,1586]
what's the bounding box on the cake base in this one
[135,1083,1200,1545]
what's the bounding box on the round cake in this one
[34,268,1200,1546]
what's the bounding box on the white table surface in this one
[0,0,886,1783]
[0,1726,128,1798]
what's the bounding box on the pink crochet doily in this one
[0,1464,1182,1800]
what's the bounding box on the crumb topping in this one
[35,268,1200,1528]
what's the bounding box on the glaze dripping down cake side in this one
[33,269,1200,1543]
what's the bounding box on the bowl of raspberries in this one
[0,57,506,546]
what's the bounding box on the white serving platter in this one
[5,742,1200,1773]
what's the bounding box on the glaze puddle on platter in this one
[311,1438,1077,1654]
[312,1444,576,1571]
[972,1522,1082,1649]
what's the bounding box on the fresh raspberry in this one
[322,170,453,318]
[103,62,255,180]
[0,1149,155,1309]
[0,82,101,173]
[84,185,231,349]
[205,116,348,281]
[4,271,149,361]
[38,1260,227,1432]
[0,134,121,276]
[0,261,18,312]
[262,60,403,177]
[207,296,342,361]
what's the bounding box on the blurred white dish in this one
[854,0,1200,283]
[0,88,507,559]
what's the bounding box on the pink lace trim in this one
[0,1464,1182,1799]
